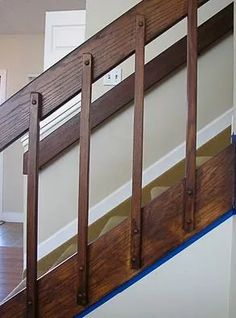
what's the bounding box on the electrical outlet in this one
[103,67,122,86]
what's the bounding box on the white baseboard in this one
[1,211,24,223]
[36,108,233,261]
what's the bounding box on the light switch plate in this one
[103,67,122,86]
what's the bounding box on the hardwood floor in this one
[0,222,23,248]
[0,223,23,303]
[0,246,23,302]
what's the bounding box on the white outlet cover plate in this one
[103,67,122,86]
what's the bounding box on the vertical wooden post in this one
[77,53,92,306]
[130,15,145,270]
[26,92,41,318]
[184,0,198,232]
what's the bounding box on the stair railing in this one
[0,0,215,316]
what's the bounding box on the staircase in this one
[0,0,234,317]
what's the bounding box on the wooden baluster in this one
[26,92,41,317]
[184,0,198,232]
[130,15,145,270]
[77,53,92,306]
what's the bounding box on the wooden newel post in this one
[130,15,145,270]
[184,0,198,232]
[26,92,42,318]
[77,53,93,306]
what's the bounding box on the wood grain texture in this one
[130,15,145,269]
[0,144,233,317]
[1,3,233,318]
[77,54,93,306]
[26,93,41,317]
[23,3,233,173]
[184,0,198,232]
[0,247,23,303]
[0,0,210,152]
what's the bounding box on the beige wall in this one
[31,0,234,246]
[0,34,44,99]
[0,34,44,214]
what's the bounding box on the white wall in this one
[84,218,233,318]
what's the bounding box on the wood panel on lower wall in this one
[0,144,234,317]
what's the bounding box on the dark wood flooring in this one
[0,223,23,303]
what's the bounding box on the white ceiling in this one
[0,0,86,34]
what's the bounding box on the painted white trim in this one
[1,211,24,223]
[0,70,7,221]
[37,107,233,260]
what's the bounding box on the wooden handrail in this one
[22,4,233,173]
[0,0,209,152]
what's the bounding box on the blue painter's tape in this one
[231,134,236,144]
[75,209,236,318]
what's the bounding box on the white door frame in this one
[0,70,7,221]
